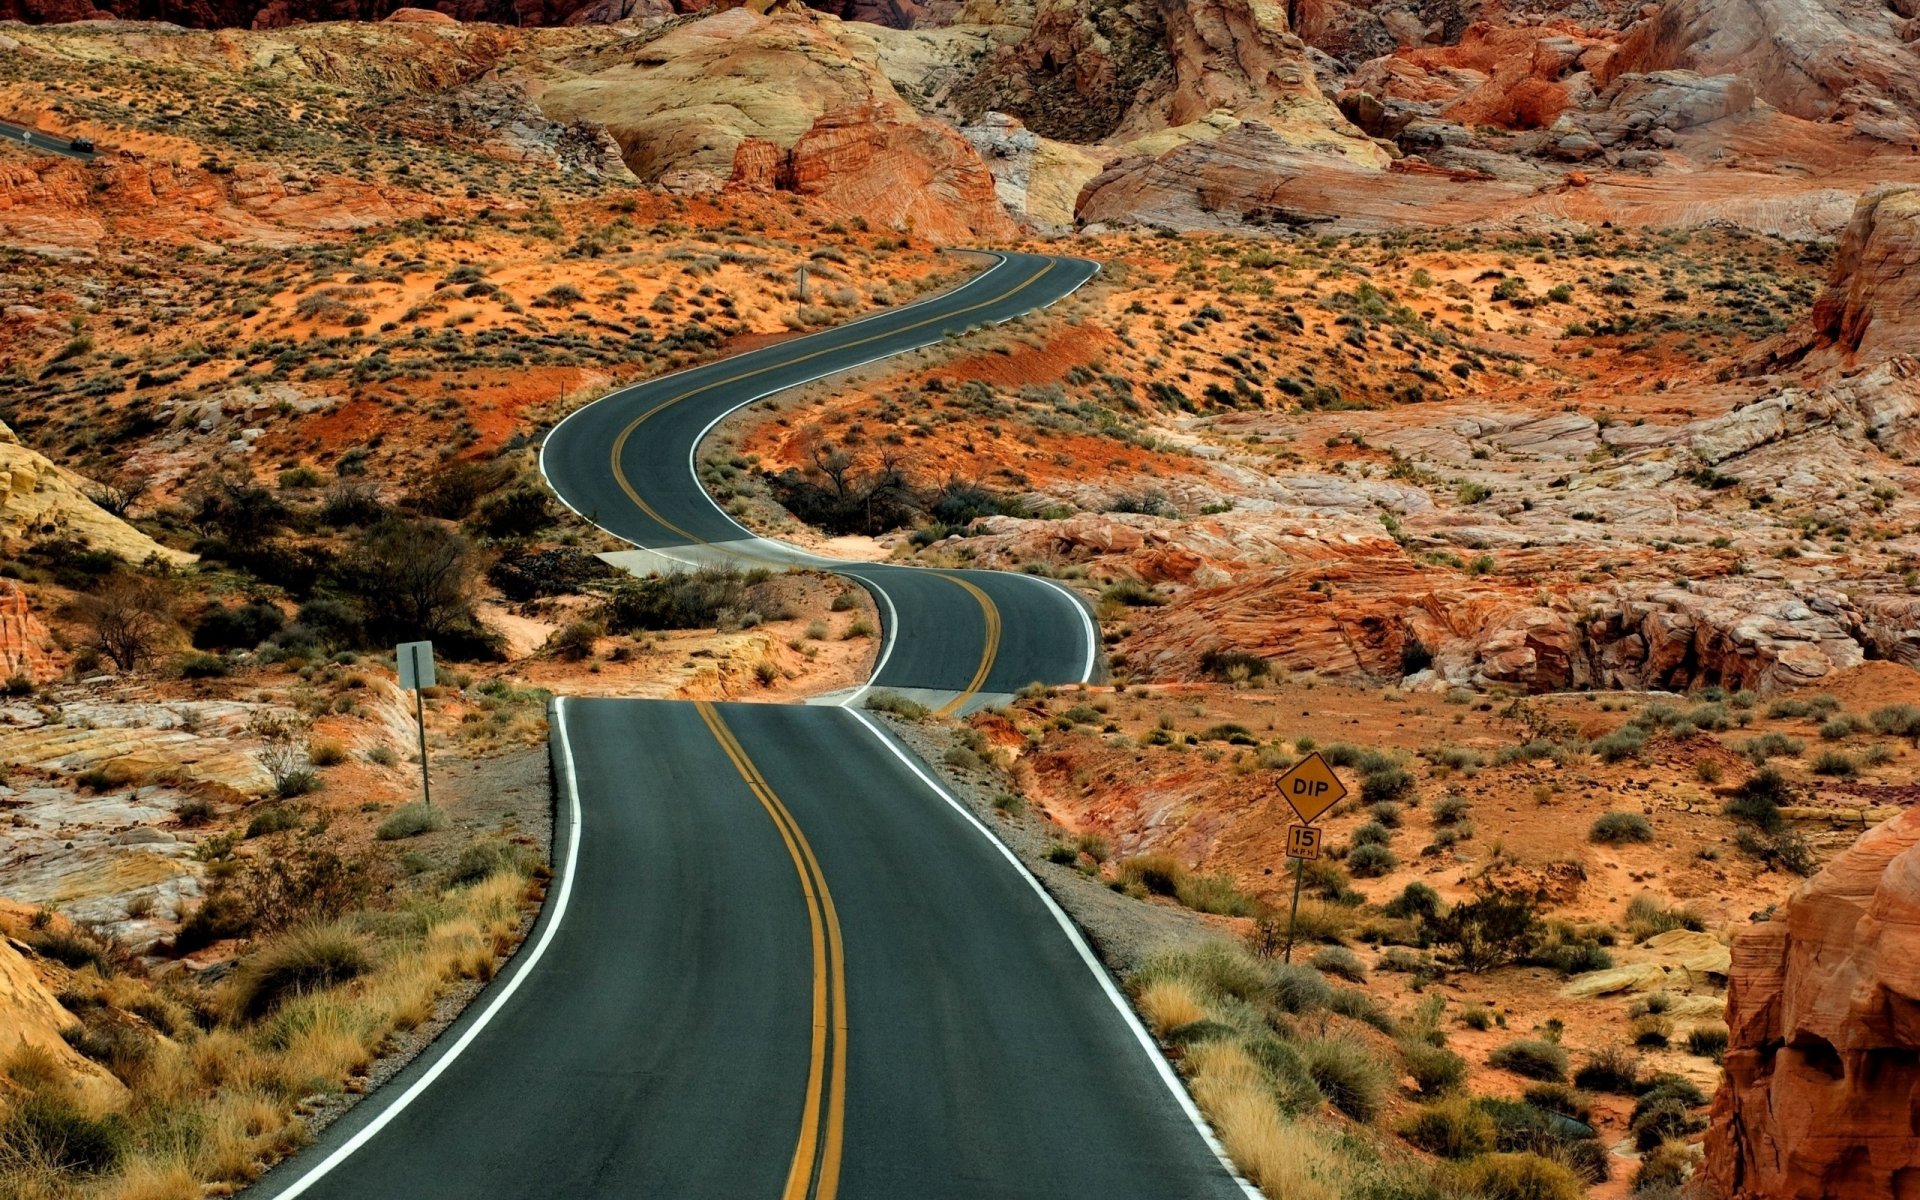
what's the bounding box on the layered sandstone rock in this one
[0,936,123,1108]
[0,421,190,564]
[0,582,59,686]
[535,8,1014,238]
[1804,187,1920,367]
[1605,0,1920,143]
[1707,803,1920,1198]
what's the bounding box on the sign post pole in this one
[1284,861,1305,963]
[1273,751,1347,964]
[397,641,436,808]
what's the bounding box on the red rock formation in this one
[730,103,1018,242]
[1707,803,1920,1198]
[1805,187,1920,367]
[0,581,59,685]
[1604,0,1920,142]
[0,0,917,26]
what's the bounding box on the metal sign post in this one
[397,640,436,807]
[1274,752,1347,962]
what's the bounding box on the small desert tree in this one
[74,572,179,670]
[1428,886,1542,974]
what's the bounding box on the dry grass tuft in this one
[1137,978,1210,1036]
[1187,1041,1347,1200]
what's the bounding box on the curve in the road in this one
[0,118,97,160]
[253,252,1259,1200]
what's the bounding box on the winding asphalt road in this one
[253,253,1255,1200]
[0,118,96,160]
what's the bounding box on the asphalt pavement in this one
[252,253,1256,1200]
[0,118,97,160]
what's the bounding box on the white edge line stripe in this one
[268,698,586,1199]
[843,707,1264,1200]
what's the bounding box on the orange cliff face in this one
[1707,802,1920,1199]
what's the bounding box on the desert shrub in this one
[1309,946,1366,982]
[376,802,448,841]
[1528,924,1613,975]
[1685,1023,1730,1060]
[1383,882,1443,921]
[1741,732,1804,764]
[1592,724,1647,762]
[1634,1141,1694,1193]
[863,691,930,721]
[1347,843,1397,877]
[1735,826,1816,875]
[226,922,369,1020]
[307,738,348,767]
[1819,714,1866,740]
[0,1094,127,1175]
[1591,811,1653,843]
[1431,795,1472,826]
[169,891,253,955]
[1399,1096,1494,1158]
[25,928,117,975]
[1573,1045,1642,1093]
[1300,1033,1391,1121]
[1811,749,1857,777]
[192,601,286,651]
[602,565,765,632]
[1402,1040,1469,1097]
[1197,648,1271,681]
[1725,767,1791,830]
[546,620,602,662]
[1630,1096,1695,1152]
[1367,800,1404,827]
[1489,1038,1569,1082]
[1449,1153,1584,1200]
[1476,1098,1608,1183]
[245,805,301,838]
[1625,894,1707,940]
[1869,703,1920,742]
[1430,887,1540,972]
[1630,1015,1673,1047]
[1267,963,1328,1013]
[448,840,529,886]
[1362,766,1414,804]
[1135,942,1271,1009]
[1521,1083,1594,1125]
[1351,821,1394,847]
[1459,1003,1495,1031]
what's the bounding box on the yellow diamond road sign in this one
[1277,751,1347,824]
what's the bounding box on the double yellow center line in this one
[605,260,1057,551]
[695,701,847,1200]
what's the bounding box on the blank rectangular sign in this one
[397,641,436,691]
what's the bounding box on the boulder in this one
[0,420,192,565]
[1708,805,1920,1198]
[0,581,58,686]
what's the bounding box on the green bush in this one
[1347,843,1398,877]
[1869,703,1920,741]
[1309,946,1367,982]
[1685,1023,1730,1060]
[376,802,448,841]
[26,928,116,975]
[1402,1039,1468,1097]
[864,691,930,721]
[1431,795,1472,825]
[1300,1032,1392,1121]
[0,1096,127,1174]
[228,922,370,1019]
[449,840,529,886]
[1489,1038,1569,1082]
[1430,888,1540,973]
[1450,1152,1585,1200]
[1573,1044,1641,1093]
[1633,1141,1694,1193]
[1590,811,1653,843]
[1367,800,1404,827]
[1812,749,1857,777]
[1270,963,1334,1014]
[246,805,301,838]
[1399,1097,1493,1158]
[1383,881,1442,920]
[1741,732,1804,764]
[1362,766,1414,803]
[1351,821,1393,847]
[1593,724,1647,762]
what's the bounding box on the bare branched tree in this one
[73,574,179,671]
